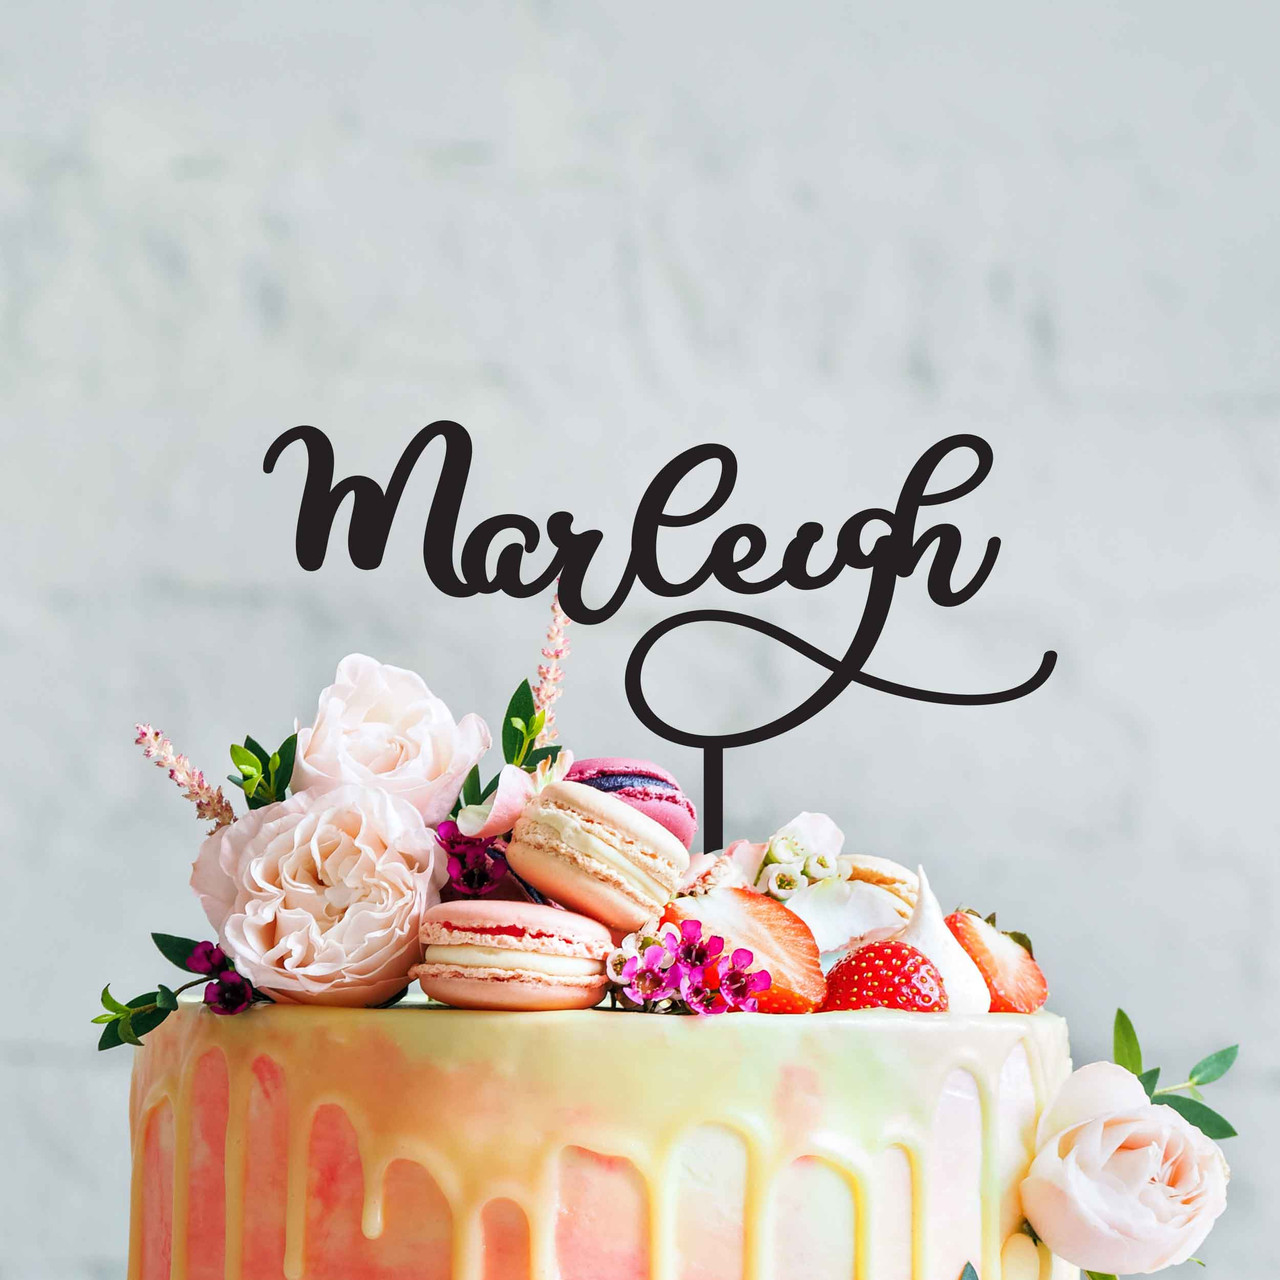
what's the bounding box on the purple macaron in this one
[565,757,699,850]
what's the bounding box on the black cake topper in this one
[265,423,1056,848]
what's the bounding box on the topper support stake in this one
[703,746,724,853]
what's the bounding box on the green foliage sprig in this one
[1113,1008,1238,1140]
[92,933,257,1050]
[227,733,297,809]
[451,680,562,817]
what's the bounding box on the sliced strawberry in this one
[944,912,1048,1014]
[820,941,948,1013]
[661,888,826,1014]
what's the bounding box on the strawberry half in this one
[820,941,949,1013]
[944,912,1048,1014]
[661,888,826,1014]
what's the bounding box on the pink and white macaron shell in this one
[566,756,699,850]
[413,899,612,1012]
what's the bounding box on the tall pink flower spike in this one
[533,591,571,747]
[134,723,236,832]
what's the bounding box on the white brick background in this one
[2,2,1276,1276]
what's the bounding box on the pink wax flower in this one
[668,918,724,973]
[717,948,772,1013]
[679,966,729,1016]
[187,940,230,975]
[437,820,509,896]
[204,970,254,1016]
[620,940,679,1005]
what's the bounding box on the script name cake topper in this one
[265,423,1056,846]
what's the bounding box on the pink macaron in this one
[566,757,698,850]
[412,899,613,1011]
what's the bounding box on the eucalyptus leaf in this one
[1113,1008,1142,1076]
[1138,1067,1161,1099]
[1190,1044,1238,1086]
[1155,1094,1237,1140]
[501,680,536,763]
[153,932,202,971]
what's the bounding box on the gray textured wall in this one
[3,3,1276,1277]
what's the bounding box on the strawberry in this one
[661,888,826,1013]
[820,941,949,1013]
[944,911,1048,1014]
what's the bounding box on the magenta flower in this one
[620,940,678,1004]
[717,948,772,1013]
[668,918,725,973]
[187,940,229,975]
[204,970,255,1016]
[437,819,509,896]
[679,966,729,1016]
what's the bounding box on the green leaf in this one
[959,1265,979,1280]
[509,716,527,735]
[1155,1094,1237,1140]
[501,680,536,763]
[156,984,179,1011]
[461,765,482,808]
[523,744,561,771]
[116,1013,143,1046]
[90,1013,118,1024]
[98,1019,124,1051]
[528,708,546,739]
[1113,1008,1142,1075]
[983,911,997,927]
[243,784,271,810]
[230,743,263,775]
[1085,1272,1119,1280]
[480,772,502,801]
[274,734,297,798]
[1138,1067,1161,1099]
[243,736,272,770]
[1005,929,1035,958]
[1190,1044,1238,1086]
[1189,1084,1204,1102]
[152,932,201,972]
[100,984,128,1015]
[130,1005,172,1041]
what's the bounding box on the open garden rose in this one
[191,783,448,1006]
[1021,1062,1229,1274]
[291,654,490,823]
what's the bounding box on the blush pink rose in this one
[191,783,447,1006]
[291,654,490,823]
[1021,1062,1229,1274]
